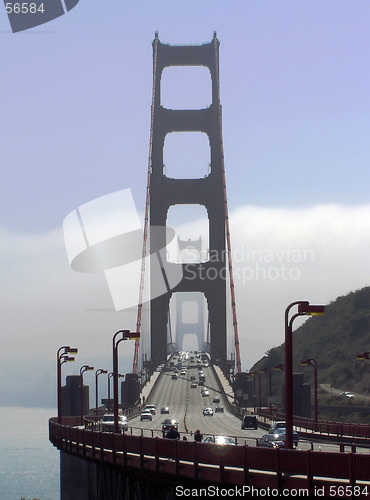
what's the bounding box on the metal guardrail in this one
[50,417,370,497]
[257,409,370,443]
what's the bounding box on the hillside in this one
[250,286,370,420]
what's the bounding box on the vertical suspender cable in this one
[133,34,159,374]
[213,34,242,373]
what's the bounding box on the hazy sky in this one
[1,1,369,382]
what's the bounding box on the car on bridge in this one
[161,419,179,432]
[215,406,224,413]
[257,434,285,448]
[241,415,258,430]
[212,395,220,403]
[191,382,197,388]
[101,414,128,433]
[160,406,170,414]
[203,435,236,446]
[201,390,209,397]
[268,421,285,433]
[273,428,299,447]
[140,410,153,421]
[144,405,156,415]
[202,407,213,416]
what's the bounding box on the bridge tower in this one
[149,33,228,368]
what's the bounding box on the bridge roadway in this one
[129,355,370,454]
[134,356,245,439]
[50,355,370,499]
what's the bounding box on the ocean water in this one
[0,407,59,500]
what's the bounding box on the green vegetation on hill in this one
[250,287,370,418]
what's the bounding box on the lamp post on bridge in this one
[80,364,94,425]
[113,330,140,433]
[300,358,318,422]
[250,371,261,411]
[107,372,125,411]
[57,346,78,423]
[259,367,272,415]
[285,301,324,449]
[95,368,108,414]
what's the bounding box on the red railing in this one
[50,418,370,497]
[257,409,370,441]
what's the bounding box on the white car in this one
[140,410,153,421]
[101,414,128,433]
[144,405,156,415]
[201,390,209,397]
[342,391,355,398]
[203,407,213,416]
[203,435,236,446]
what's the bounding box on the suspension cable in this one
[133,33,159,374]
[213,34,242,373]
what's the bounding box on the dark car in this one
[215,406,224,413]
[273,428,299,447]
[257,434,285,448]
[162,419,179,432]
[241,415,258,430]
[160,406,170,414]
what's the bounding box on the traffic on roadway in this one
[120,351,370,454]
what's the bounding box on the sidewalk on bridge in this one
[140,370,162,404]
[213,364,235,404]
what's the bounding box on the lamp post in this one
[95,369,108,414]
[57,346,78,423]
[301,358,318,422]
[113,330,139,433]
[107,372,125,411]
[260,368,272,415]
[250,372,262,410]
[80,365,94,425]
[285,301,324,448]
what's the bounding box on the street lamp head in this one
[80,364,94,374]
[274,364,285,371]
[298,303,325,316]
[68,347,78,354]
[61,356,75,363]
[357,352,370,360]
[259,367,271,374]
[300,359,311,366]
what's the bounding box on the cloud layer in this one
[1,203,369,370]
